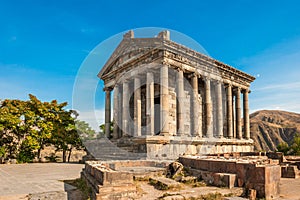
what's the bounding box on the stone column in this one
[216,81,223,138]
[122,81,129,135]
[205,77,213,138]
[134,77,141,136]
[113,85,119,139]
[226,84,233,138]
[146,72,154,135]
[118,87,123,138]
[243,89,250,139]
[232,95,236,138]
[177,68,184,135]
[236,87,242,139]
[160,63,169,135]
[191,74,200,137]
[104,88,111,138]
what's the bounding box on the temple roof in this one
[98,30,255,84]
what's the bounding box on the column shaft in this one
[227,84,233,138]
[118,86,123,138]
[236,87,242,139]
[122,81,129,135]
[160,64,169,135]
[146,72,155,135]
[113,85,119,139]
[191,74,201,137]
[243,89,250,139]
[105,89,111,138]
[177,69,184,135]
[205,78,213,138]
[134,77,141,136]
[216,81,223,138]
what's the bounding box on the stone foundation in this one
[131,136,254,160]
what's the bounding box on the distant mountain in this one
[250,110,300,151]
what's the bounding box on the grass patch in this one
[149,179,169,190]
[158,193,183,199]
[187,192,223,200]
[63,178,92,200]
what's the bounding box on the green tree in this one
[51,109,84,162]
[0,99,26,159]
[75,120,96,141]
[277,142,290,155]
[25,94,58,160]
[0,95,88,163]
[99,121,113,138]
[291,134,300,156]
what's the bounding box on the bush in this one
[17,141,36,163]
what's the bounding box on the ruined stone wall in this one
[179,156,281,199]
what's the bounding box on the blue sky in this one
[1,0,300,127]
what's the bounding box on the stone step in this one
[83,138,146,160]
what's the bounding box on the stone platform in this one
[120,135,254,160]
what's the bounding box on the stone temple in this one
[97,30,256,160]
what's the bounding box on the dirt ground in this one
[277,178,300,200]
[0,163,300,200]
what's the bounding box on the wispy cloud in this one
[253,81,300,92]
[239,37,300,114]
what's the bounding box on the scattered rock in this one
[166,161,184,178]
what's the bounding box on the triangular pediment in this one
[98,37,164,79]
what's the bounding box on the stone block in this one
[281,165,298,178]
[149,177,181,190]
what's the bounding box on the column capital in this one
[203,76,211,82]
[162,60,170,66]
[225,83,232,89]
[243,88,251,94]
[176,67,183,72]
[103,87,113,92]
[216,79,223,84]
[233,86,241,93]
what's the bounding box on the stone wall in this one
[81,160,169,199]
[143,136,254,160]
[179,156,281,199]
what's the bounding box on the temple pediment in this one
[98,30,255,88]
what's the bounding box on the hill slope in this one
[250,110,300,151]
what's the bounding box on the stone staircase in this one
[83,138,146,161]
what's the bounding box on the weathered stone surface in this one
[179,155,281,199]
[149,177,181,190]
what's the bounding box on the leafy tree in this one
[75,120,96,141]
[25,95,58,160]
[0,99,26,159]
[277,134,300,156]
[17,136,39,163]
[277,142,290,155]
[291,134,300,156]
[99,121,113,138]
[0,94,88,163]
[51,109,84,162]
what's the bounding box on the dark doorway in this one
[154,96,160,135]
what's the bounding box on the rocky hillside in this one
[250,110,300,151]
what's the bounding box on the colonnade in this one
[104,65,250,140]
